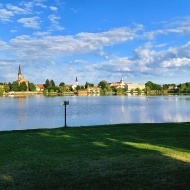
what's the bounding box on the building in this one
[71,77,85,91]
[71,77,79,90]
[87,85,100,94]
[17,65,29,90]
[36,84,45,91]
[109,78,131,89]
[126,83,145,91]
[77,90,88,96]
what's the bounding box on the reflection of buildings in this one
[17,96,28,124]
[17,65,29,90]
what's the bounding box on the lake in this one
[0,95,190,131]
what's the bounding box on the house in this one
[168,85,175,90]
[36,84,45,91]
[87,85,100,94]
[109,78,131,89]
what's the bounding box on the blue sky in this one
[1,0,190,85]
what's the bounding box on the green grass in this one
[0,123,190,190]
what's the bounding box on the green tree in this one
[163,84,168,90]
[59,82,65,87]
[186,82,190,88]
[145,81,162,90]
[59,86,67,93]
[50,80,55,87]
[8,82,11,89]
[44,89,48,94]
[20,82,27,91]
[181,83,186,90]
[47,86,60,93]
[4,84,10,92]
[110,86,117,93]
[136,88,142,95]
[145,81,154,90]
[0,86,3,96]
[76,85,85,91]
[29,82,36,91]
[85,82,94,89]
[116,87,124,94]
[45,79,50,88]
[177,83,186,92]
[11,81,20,91]
[98,80,108,90]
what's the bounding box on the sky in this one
[0,0,190,85]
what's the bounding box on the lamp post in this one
[61,101,69,127]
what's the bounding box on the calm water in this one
[0,95,190,131]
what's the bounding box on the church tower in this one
[18,65,22,81]
[75,77,78,85]
[17,65,29,90]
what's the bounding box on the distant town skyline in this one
[0,0,190,85]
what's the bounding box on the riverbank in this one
[0,123,190,189]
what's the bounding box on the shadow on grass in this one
[0,123,190,189]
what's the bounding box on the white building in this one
[126,83,145,91]
[109,78,130,89]
[71,77,79,90]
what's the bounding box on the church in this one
[17,65,29,90]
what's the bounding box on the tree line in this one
[1,81,36,92]
[1,79,190,95]
[145,81,190,93]
[43,79,94,93]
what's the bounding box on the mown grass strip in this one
[0,123,190,190]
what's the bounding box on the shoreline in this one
[1,122,190,133]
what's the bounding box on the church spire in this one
[18,65,22,75]
[75,76,78,85]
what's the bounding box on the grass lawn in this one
[0,123,190,190]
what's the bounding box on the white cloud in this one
[0,9,14,22]
[48,14,64,31]
[2,14,190,84]
[9,26,137,56]
[34,2,47,9]
[0,40,10,50]
[76,27,137,51]
[10,30,17,33]
[33,31,50,36]
[143,17,190,41]
[70,8,81,14]
[48,14,60,24]
[6,4,29,14]
[161,58,190,67]
[18,16,41,29]
[49,6,58,11]
[19,2,34,12]
[95,51,109,59]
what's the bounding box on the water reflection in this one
[0,95,190,131]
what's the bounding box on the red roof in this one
[37,84,45,89]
